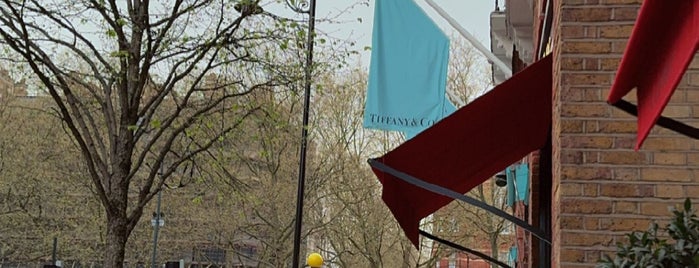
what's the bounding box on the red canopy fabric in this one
[371,55,552,247]
[607,0,699,150]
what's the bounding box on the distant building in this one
[0,69,27,99]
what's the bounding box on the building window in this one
[234,243,257,258]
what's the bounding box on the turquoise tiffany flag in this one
[363,0,450,132]
[507,163,529,207]
[404,98,457,140]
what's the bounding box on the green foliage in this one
[108,50,128,58]
[105,29,117,38]
[598,198,699,268]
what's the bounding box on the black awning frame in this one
[419,230,512,268]
[612,99,699,139]
[368,159,551,244]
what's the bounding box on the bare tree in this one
[303,34,497,267]
[310,67,410,268]
[0,1,307,267]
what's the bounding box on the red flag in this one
[607,0,699,150]
[371,55,552,247]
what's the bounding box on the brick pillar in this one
[551,0,699,267]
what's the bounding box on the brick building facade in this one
[552,1,699,267]
[495,0,699,267]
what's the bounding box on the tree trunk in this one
[104,214,129,268]
[490,234,498,268]
[401,239,414,268]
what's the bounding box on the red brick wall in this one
[434,253,492,268]
[551,0,699,267]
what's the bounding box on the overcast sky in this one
[314,0,497,66]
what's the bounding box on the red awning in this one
[371,55,552,247]
[607,0,699,150]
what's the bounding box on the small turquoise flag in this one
[506,163,529,206]
[363,0,450,132]
[515,164,529,204]
[404,98,457,140]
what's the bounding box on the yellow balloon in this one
[306,252,323,267]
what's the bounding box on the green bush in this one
[597,199,699,268]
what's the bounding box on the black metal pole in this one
[151,164,163,268]
[291,0,317,267]
[151,190,162,268]
[52,237,57,265]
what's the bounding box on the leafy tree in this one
[445,35,491,104]
[310,67,408,267]
[0,1,308,267]
[222,90,313,267]
[432,180,513,267]
[0,93,104,262]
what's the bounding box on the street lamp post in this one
[234,1,317,266]
[285,0,317,268]
[151,165,165,268]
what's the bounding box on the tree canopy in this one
[0,0,314,266]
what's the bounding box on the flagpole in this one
[286,0,317,268]
[424,0,513,77]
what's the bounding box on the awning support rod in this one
[368,159,551,245]
[419,230,512,268]
[424,0,513,77]
[613,99,699,139]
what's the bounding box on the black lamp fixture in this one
[495,171,507,187]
